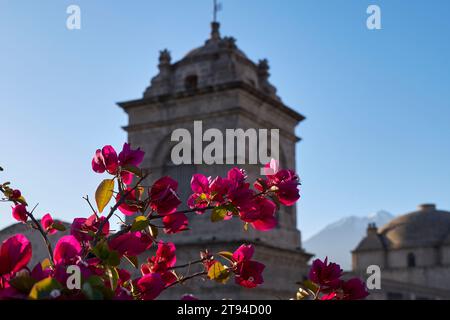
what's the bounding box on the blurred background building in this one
[351,204,450,299]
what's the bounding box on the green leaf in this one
[9,274,37,293]
[303,279,319,293]
[211,206,227,222]
[131,215,149,231]
[222,203,239,216]
[95,179,115,213]
[107,250,120,267]
[92,241,110,260]
[82,277,105,300]
[29,277,63,300]
[51,222,66,232]
[92,242,120,266]
[207,261,230,284]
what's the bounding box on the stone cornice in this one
[122,106,301,143]
[117,81,305,123]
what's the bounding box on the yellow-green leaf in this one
[211,206,227,222]
[207,261,230,284]
[95,179,115,213]
[41,258,51,270]
[131,215,149,231]
[29,277,62,300]
[218,251,234,263]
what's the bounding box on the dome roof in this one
[182,22,248,61]
[379,204,450,249]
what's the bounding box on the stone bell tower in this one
[118,22,312,299]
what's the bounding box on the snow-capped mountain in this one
[303,211,394,270]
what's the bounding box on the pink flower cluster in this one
[307,257,369,300]
[0,142,367,300]
[188,160,300,231]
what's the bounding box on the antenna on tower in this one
[213,0,222,22]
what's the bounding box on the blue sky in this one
[0,0,449,239]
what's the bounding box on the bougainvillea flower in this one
[309,257,343,289]
[262,158,280,176]
[234,260,265,288]
[53,235,82,265]
[239,197,277,231]
[223,168,253,208]
[71,218,89,242]
[118,143,145,185]
[187,174,211,211]
[116,188,141,216]
[118,143,145,167]
[41,213,57,235]
[117,269,131,286]
[321,292,337,300]
[228,188,254,210]
[232,244,255,263]
[155,242,176,268]
[108,231,153,257]
[231,244,265,288]
[227,168,248,190]
[92,145,119,174]
[338,278,369,300]
[190,174,210,194]
[0,234,32,276]
[11,204,28,223]
[140,242,178,286]
[30,262,52,282]
[149,176,181,215]
[255,164,300,206]
[142,242,176,274]
[71,215,109,242]
[136,273,165,300]
[276,178,300,206]
[162,213,188,234]
[188,175,230,211]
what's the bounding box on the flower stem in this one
[165,271,208,289]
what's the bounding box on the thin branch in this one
[148,206,215,220]
[82,195,98,218]
[165,271,208,289]
[26,207,55,266]
[168,258,206,270]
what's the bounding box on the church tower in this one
[118,22,311,299]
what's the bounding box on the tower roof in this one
[118,22,305,124]
[142,22,282,102]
